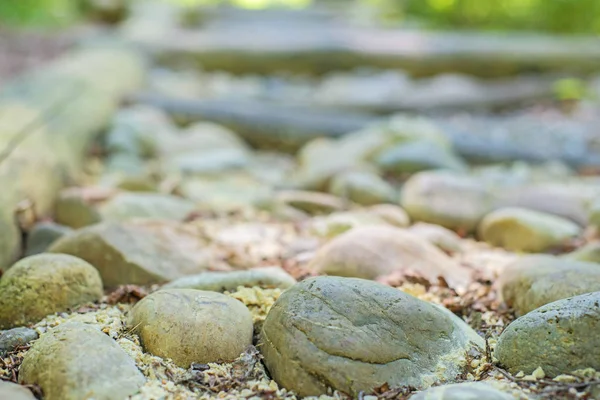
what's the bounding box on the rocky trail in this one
[1,2,600,400]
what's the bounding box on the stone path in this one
[1,4,600,400]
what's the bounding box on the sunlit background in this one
[2,0,600,34]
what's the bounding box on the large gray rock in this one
[163,267,296,292]
[308,226,471,292]
[498,255,600,316]
[495,291,600,376]
[128,289,253,367]
[0,254,103,329]
[0,327,38,356]
[410,382,514,400]
[260,276,484,397]
[49,221,215,287]
[0,381,36,400]
[19,322,145,400]
[478,207,580,252]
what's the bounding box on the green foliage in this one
[384,0,600,35]
[0,0,79,26]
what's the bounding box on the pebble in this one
[478,207,580,252]
[260,276,484,397]
[308,226,471,292]
[0,327,38,356]
[19,322,145,400]
[0,381,36,400]
[498,255,600,315]
[495,291,600,377]
[274,190,346,215]
[408,222,463,253]
[24,221,73,256]
[128,289,253,367]
[49,221,215,287]
[98,192,196,222]
[0,254,103,329]
[328,170,397,205]
[374,140,467,174]
[163,267,297,292]
[410,382,514,400]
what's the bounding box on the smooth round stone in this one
[25,222,73,256]
[366,204,410,227]
[19,322,145,400]
[384,114,451,149]
[128,289,253,367]
[260,276,484,397]
[54,188,102,229]
[495,291,600,376]
[308,211,390,238]
[562,241,600,263]
[408,223,463,253]
[0,381,36,400]
[410,382,514,400]
[478,207,580,252]
[274,190,346,215]
[160,122,249,155]
[0,254,103,329]
[163,267,296,292]
[0,327,38,356]
[308,226,471,292]
[49,221,214,287]
[400,171,494,231]
[329,171,397,206]
[168,147,252,175]
[498,255,600,316]
[374,140,467,174]
[98,192,195,222]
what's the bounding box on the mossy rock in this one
[478,207,580,252]
[49,221,214,287]
[19,322,145,400]
[410,382,514,400]
[0,327,38,356]
[0,254,103,329]
[260,276,484,397]
[498,255,600,316]
[495,291,600,376]
[128,289,253,367]
[163,267,296,292]
[562,241,600,263]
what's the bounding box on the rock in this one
[260,276,484,397]
[408,223,463,253]
[0,327,38,355]
[163,267,296,292]
[168,147,251,174]
[478,207,580,252]
[25,222,73,256]
[160,122,249,155]
[0,254,103,329]
[274,190,346,215]
[401,171,494,231]
[498,255,600,316]
[587,200,600,229]
[308,211,390,238]
[410,382,514,400]
[0,381,36,400]
[563,241,600,263]
[495,291,600,376]
[128,289,253,367]
[309,226,471,292]
[98,192,195,222]
[180,173,273,212]
[54,188,103,228]
[328,170,397,205]
[49,221,215,287]
[366,204,410,227]
[374,140,467,174]
[19,322,145,400]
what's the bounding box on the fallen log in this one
[123,19,600,77]
[0,43,145,270]
[132,93,600,168]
